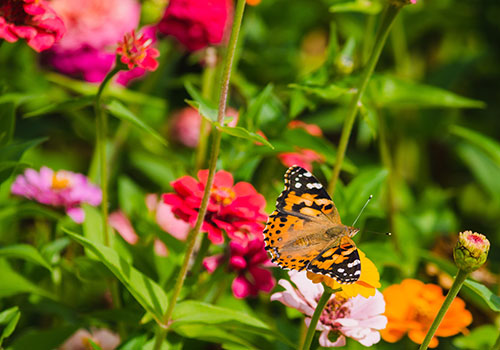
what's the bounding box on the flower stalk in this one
[327,3,402,195]
[153,1,247,348]
[301,285,341,350]
[94,66,121,246]
[418,269,468,350]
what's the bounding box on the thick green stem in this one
[327,4,401,195]
[154,1,246,346]
[94,67,120,246]
[301,285,341,350]
[418,269,469,350]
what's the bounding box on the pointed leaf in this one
[0,306,21,346]
[463,279,500,312]
[451,125,500,166]
[62,228,168,323]
[0,244,52,271]
[106,100,167,146]
[219,125,274,149]
[289,83,349,100]
[23,95,94,118]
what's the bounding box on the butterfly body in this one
[263,166,362,284]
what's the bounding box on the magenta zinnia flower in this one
[204,238,275,299]
[271,271,387,347]
[0,0,65,52]
[11,167,101,223]
[162,170,266,244]
[116,30,159,71]
[157,0,232,52]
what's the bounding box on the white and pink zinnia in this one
[271,271,387,347]
[11,167,101,223]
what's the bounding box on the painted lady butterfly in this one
[263,166,361,284]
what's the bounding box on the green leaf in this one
[463,279,500,312]
[23,95,94,118]
[0,259,55,299]
[0,306,21,346]
[0,244,52,271]
[245,84,273,128]
[105,100,167,146]
[367,75,485,109]
[0,137,47,184]
[455,142,500,202]
[219,125,274,149]
[330,0,383,14]
[451,125,500,166]
[62,228,169,323]
[453,324,498,350]
[0,102,15,146]
[288,83,349,100]
[184,81,218,122]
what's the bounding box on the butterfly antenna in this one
[366,230,392,236]
[352,195,373,226]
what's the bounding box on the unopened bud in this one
[453,231,489,272]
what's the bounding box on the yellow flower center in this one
[211,187,236,206]
[51,172,71,190]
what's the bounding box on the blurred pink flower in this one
[109,209,168,257]
[109,211,139,244]
[203,238,275,299]
[278,148,324,171]
[157,0,232,51]
[47,0,148,85]
[171,107,239,148]
[0,0,65,52]
[271,271,387,347]
[116,30,159,71]
[145,194,190,241]
[11,167,101,223]
[59,328,120,350]
[288,120,323,137]
[162,169,266,245]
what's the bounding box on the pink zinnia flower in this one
[145,194,190,241]
[47,0,142,84]
[162,170,266,244]
[60,328,120,350]
[278,148,324,171]
[271,271,387,347]
[157,0,232,52]
[288,120,323,137]
[116,30,159,71]
[203,238,275,299]
[11,167,101,223]
[0,0,65,52]
[171,107,239,148]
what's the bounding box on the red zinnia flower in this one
[288,120,323,137]
[203,238,275,299]
[0,0,65,52]
[157,0,232,52]
[162,170,267,244]
[116,30,159,71]
[278,148,325,172]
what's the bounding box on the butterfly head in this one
[347,226,360,237]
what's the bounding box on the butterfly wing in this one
[264,166,343,271]
[276,166,341,223]
[307,236,361,284]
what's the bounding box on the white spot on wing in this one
[295,183,302,188]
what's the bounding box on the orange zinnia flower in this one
[381,279,472,348]
[306,249,381,298]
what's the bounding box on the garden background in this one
[0,0,499,349]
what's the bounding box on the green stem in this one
[327,3,402,195]
[195,48,218,171]
[152,325,168,350]
[94,66,121,246]
[301,285,341,350]
[154,0,246,345]
[418,269,469,350]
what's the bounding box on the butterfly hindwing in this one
[307,236,361,284]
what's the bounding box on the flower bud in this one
[453,231,489,272]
